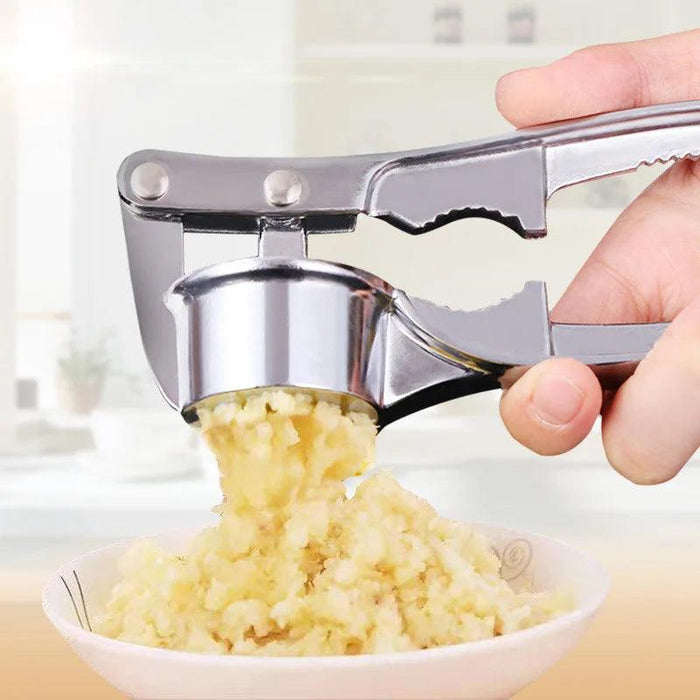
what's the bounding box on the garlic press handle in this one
[369,100,700,238]
[542,100,700,194]
[118,101,700,242]
[393,282,667,386]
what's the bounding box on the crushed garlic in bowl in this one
[95,391,569,655]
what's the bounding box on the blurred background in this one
[1,1,699,698]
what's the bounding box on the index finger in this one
[496,29,700,127]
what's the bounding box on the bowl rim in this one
[42,523,608,666]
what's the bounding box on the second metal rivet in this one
[263,169,303,207]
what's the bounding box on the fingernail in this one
[532,374,585,427]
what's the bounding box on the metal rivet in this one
[263,169,303,207]
[130,162,169,200]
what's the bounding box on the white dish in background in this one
[0,453,76,472]
[91,408,197,455]
[89,409,201,481]
[43,526,607,700]
[78,448,202,482]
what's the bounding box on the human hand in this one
[496,30,700,484]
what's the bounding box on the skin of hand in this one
[496,29,700,485]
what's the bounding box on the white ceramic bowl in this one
[90,409,200,480]
[91,408,196,456]
[43,527,607,700]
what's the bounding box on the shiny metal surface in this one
[165,258,391,421]
[129,162,169,201]
[263,169,304,207]
[163,257,504,425]
[257,218,307,257]
[396,283,665,369]
[121,206,182,408]
[118,102,697,424]
[157,256,665,427]
[119,101,700,239]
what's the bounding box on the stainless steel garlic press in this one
[118,101,700,426]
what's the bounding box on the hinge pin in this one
[264,169,303,207]
[130,162,169,200]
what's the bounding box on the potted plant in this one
[56,331,111,414]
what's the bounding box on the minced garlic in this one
[95,390,568,655]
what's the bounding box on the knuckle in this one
[603,438,655,484]
[603,429,682,486]
[652,320,700,386]
[567,42,650,108]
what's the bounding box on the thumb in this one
[499,358,603,456]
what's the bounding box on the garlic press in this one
[118,101,700,426]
